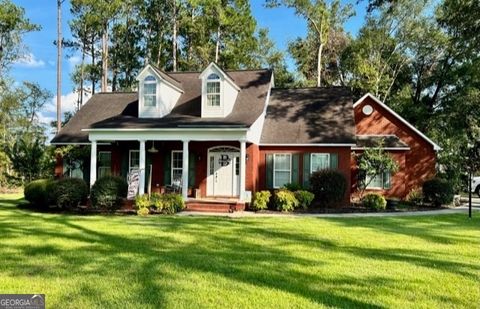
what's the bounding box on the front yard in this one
[0,194,479,308]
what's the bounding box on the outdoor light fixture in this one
[148,141,158,153]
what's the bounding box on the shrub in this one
[162,193,185,214]
[423,178,454,207]
[251,191,271,211]
[137,207,150,216]
[49,178,89,209]
[282,182,303,191]
[362,193,387,211]
[24,179,53,208]
[406,187,423,206]
[310,169,347,207]
[150,193,164,210]
[274,189,299,212]
[135,194,150,209]
[294,190,315,209]
[90,176,128,210]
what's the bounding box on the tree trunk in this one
[56,0,62,134]
[79,50,85,110]
[101,23,108,92]
[215,25,221,63]
[317,43,323,87]
[91,36,96,95]
[172,0,177,72]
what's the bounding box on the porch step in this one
[185,200,245,213]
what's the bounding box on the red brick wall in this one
[354,96,437,198]
[258,146,352,202]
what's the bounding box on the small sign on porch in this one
[127,170,140,200]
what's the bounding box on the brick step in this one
[185,202,245,213]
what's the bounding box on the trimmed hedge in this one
[310,169,347,207]
[24,179,54,208]
[90,176,128,210]
[134,193,185,215]
[274,189,299,212]
[251,191,271,211]
[49,178,89,209]
[363,193,387,211]
[423,178,454,207]
[295,190,315,209]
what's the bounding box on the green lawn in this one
[0,194,479,308]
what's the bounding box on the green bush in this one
[162,193,185,214]
[251,191,271,211]
[362,193,387,211]
[135,194,151,209]
[310,169,347,207]
[137,207,150,216]
[49,178,89,209]
[150,193,164,210]
[90,176,128,210]
[423,178,454,207]
[274,189,299,212]
[294,190,315,209]
[24,179,53,208]
[406,187,423,206]
[282,183,303,191]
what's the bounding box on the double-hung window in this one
[365,172,391,189]
[311,153,330,172]
[98,151,111,178]
[129,150,140,174]
[143,75,156,107]
[273,153,291,188]
[171,151,183,186]
[206,73,221,107]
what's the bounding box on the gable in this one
[353,93,441,151]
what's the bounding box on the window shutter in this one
[188,153,196,187]
[303,153,311,189]
[145,153,152,192]
[266,154,273,189]
[383,171,391,189]
[329,153,338,169]
[163,153,171,186]
[291,154,300,185]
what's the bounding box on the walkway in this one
[177,205,479,218]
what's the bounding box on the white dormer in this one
[136,64,183,118]
[199,62,240,118]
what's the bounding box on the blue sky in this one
[10,0,367,132]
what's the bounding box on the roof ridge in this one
[272,86,349,90]
[167,68,271,74]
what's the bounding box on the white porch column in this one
[182,140,189,200]
[139,140,146,195]
[90,140,97,187]
[240,140,246,201]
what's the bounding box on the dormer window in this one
[143,75,157,107]
[206,73,221,107]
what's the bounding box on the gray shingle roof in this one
[260,87,356,144]
[51,69,272,143]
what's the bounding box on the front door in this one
[207,148,240,197]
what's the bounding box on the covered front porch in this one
[86,128,252,203]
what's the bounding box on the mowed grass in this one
[0,194,479,308]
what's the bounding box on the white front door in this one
[207,149,240,197]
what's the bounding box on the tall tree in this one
[56,0,64,134]
[266,0,352,87]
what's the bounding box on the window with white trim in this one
[171,151,183,186]
[143,75,156,107]
[98,151,111,178]
[365,172,391,189]
[273,153,291,188]
[129,150,140,174]
[206,73,221,107]
[311,153,330,172]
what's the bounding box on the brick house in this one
[51,63,440,210]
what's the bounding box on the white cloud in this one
[40,89,92,124]
[14,52,46,68]
[67,55,81,68]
